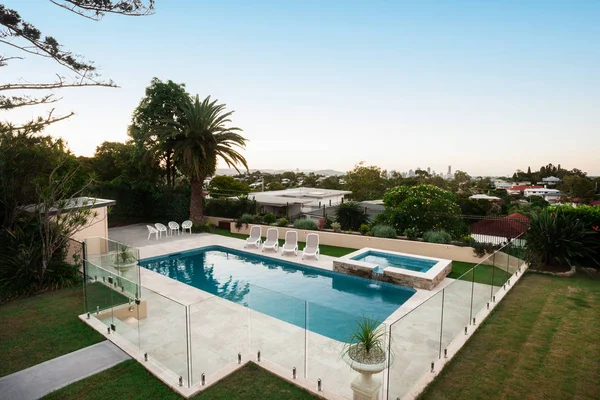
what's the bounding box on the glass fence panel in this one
[138,286,189,387]
[248,284,306,377]
[189,294,249,387]
[387,290,443,400]
[108,274,140,351]
[84,261,114,315]
[439,273,473,353]
[470,262,494,322]
[492,243,511,300]
[84,237,140,289]
[306,302,367,399]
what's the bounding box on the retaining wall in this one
[228,221,523,269]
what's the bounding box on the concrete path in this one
[0,341,130,400]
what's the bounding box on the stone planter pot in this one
[343,351,389,400]
[110,261,138,272]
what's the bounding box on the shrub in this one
[192,221,214,233]
[203,196,258,219]
[0,219,81,302]
[263,213,277,225]
[235,213,254,229]
[403,227,420,240]
[461,235,476,246]
[277,217,289,227]
[318,218,327,230]
[294,218,318,230]
[525,209,598,270]
[472,242,487,257]
[472,241,497,257]
[331,222,341,233]
[372,225,397,238]
[335,202,369,231]
[252,214,264,224]
[359,224,370,235]
[423,230,452,244]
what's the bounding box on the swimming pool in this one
[140,246,415,341]
[352,250,437,273]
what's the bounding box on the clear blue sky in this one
[4,0,599,176]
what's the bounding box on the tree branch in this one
[0,81,117,91]
[50,0,155,20]
[0,94,59,110]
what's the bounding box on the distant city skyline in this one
[4,0,599,176]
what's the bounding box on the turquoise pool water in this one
[352,250,437,273]
[140,246,415,341]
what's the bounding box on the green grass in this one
[85,280,131,311]
[42,360,319,400]
[419,272,600,400]
[0,285,104,377]
[211,227,357,257]
[450,261,512,286]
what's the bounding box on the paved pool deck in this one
[82,224,497,399]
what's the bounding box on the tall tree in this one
[129,78,189,186]
[165,95,248,223]
[207,175,249,198]
[561,176,595,201]
[1,1,154,130]
[345,162,388,201]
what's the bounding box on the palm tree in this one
[167,94,248,223]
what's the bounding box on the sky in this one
[3,0,599,176]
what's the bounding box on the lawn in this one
[211,227,357,257]
[450,261,512,286]
[43,360,319,400]
[0,285,104,377]
[419,272,600,400]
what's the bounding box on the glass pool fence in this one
[81,235,526,399]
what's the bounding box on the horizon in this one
[3,0,599,176]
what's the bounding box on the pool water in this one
[140,246,415,341]
[352,250,437,273]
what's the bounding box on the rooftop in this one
[247,187,351,206]
[21,197,115,215]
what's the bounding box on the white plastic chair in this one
[147,225,159,240]
[281,231,298,256]
[262,228,279,252]
[155,223,168,238]
[302,233,320,260]
[168,221,180,236]
[182,220,193,234]
[244,225,261,248]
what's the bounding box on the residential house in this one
[248,188,352,218]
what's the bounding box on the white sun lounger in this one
[281,230,298,256]
[262,228,279,252]
[244,225,262,248]
[155,223,168,238]
[302,233,320,260]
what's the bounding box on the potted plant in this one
[111,243,138,270]
[341,316,389,399]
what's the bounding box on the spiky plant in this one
[342,316,387,365]
[525,210,596,269]
[114,243,136,266]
